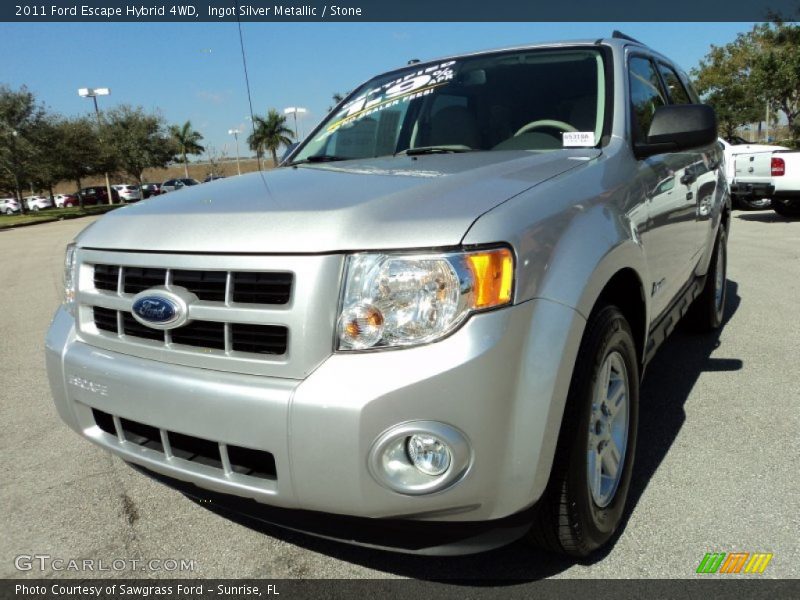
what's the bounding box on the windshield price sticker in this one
[563,131,596,147]
[318,61,457,139]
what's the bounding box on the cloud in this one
[196,90,230,105]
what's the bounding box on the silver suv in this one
[45,33,729,557]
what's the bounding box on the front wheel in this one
[527,305,639,557]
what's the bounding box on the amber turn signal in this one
[465,248,513,309]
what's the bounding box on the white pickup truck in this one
[732,148,800,217]
[719,137,787,210]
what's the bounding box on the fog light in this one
[368,421,471,495]
[407,435,451,476]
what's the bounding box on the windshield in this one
[292,48,606,163]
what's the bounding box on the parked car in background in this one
[0,198,20,215]
[112,184,142,203]
[719,137,787,210]
[203,175,225,183]
[140,183,162,199]
[160,178,200,193]
[77,186,118,205]
[24,195,54,211]
[54,194,79,208]
[733,148,800,218]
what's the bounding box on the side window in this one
[657,63,692,105]
[628,56,666,144]
[655,176,675,195]
[678,71,702,104]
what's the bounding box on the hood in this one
[78,150,599,253]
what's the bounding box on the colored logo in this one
[133,296,179,324]
[696,552,773,574]
[131,288,193,330]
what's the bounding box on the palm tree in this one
[248,109,294,168]
[169,121,205,178]
[328,91,348,112]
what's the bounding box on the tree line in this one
[0,85,296,213]
[694,21,800,145]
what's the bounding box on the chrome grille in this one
[93,292,289,353]
[121,311,163,341]
[123,267,167,294]
[93,263,294,304]
[93,264,119,291]
[231,272,293,304]
[75,249,343,379]
[172,269,226,301]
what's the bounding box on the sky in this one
[1,22,757,158]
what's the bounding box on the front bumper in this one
[45,297,584,546]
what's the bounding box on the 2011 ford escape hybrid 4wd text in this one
[45,33,730,557]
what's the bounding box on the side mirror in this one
[634,104,717,159]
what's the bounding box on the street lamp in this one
[228,129,242,176]
[78,87,114,205]
[283,107,307,140]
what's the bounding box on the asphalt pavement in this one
[1,211,798,581]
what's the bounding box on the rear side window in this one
[628,56,667,144]
[657,63,692,105]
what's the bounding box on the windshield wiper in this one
[289,154,349,165]
[398,145,473,156]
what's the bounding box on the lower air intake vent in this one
[90,409,276,480]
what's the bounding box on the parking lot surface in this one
[1,212,798,581]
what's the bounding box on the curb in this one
[0,207,120,231]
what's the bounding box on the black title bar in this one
[2,0,800,22]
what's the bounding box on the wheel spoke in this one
[597,360,611,407]
[590,451,602,496]
[606,379,625,419]
[601,437,621,480]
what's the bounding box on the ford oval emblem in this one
[132,296,179,325]
[130,287,194,330]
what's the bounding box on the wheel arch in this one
[562,239,650,373]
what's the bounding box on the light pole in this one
[283,107,307,140]
[228,129,242,175]
[78,87,114,205]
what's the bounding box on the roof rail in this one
[612,30,645,45]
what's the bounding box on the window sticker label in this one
[316,61,458,140]
[563,131,596,147]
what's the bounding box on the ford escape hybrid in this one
[46,32,729,556]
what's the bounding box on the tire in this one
[773,198,800,218]
[527,305,639,557]
[31,205,39,212]
[4,208,12,215]
[686,228,727,332]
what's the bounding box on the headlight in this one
[337,247,513,350]
[63,243,77,313]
